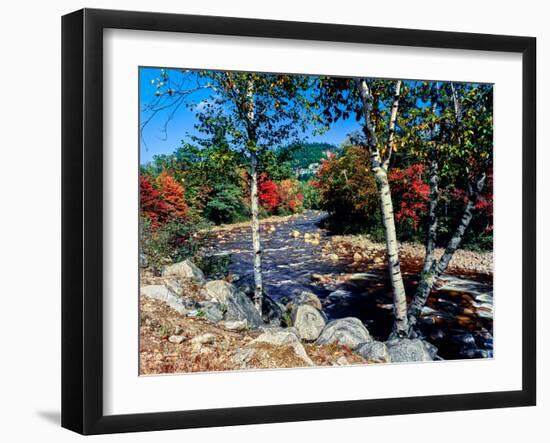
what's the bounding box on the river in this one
[205,210,494,360]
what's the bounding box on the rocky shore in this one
[140,258,437,375]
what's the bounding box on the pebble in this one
[168,335,185,344]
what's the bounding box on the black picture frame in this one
[61,8,536,435]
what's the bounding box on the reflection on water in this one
[205,211,493,360]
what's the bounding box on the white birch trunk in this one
[356,78,409,336]
[250,151,263,313]
[245,79,263,314]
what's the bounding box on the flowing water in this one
[205,210,493,360]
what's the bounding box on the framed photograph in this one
[62,8,536,435]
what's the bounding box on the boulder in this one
[291,304,325,341]
[162,259,205,283]
[250,329,313,365]
[197,301,225,323]
[386,338,434,362]
[140,285,188,314]
[225,290,264,328]
[202,280,236,304]
[262,293,284,326]
[316,317,372,349]
[356,340,391,363]
[139,253,148,268]
[293,291,322,311]
[327,289,353,302]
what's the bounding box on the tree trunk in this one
[356,78,409,336]
[408,175,486,324]
[375,167,410,336]
[249,151,263,313]
[245,79,263,314]
[422,159,439,276]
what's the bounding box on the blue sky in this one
[139,67,360,164]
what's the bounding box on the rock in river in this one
[316,317,372,349]
[291,304,326,341]
[162,259,205,283]
[293,291,323,311]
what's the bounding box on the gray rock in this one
[225,290,264,328]
[251,329,313,365]
[316,317,371,349]
[162,259,205,283]
[386,338,434,362]
[293,291,323,311]
[202,280,236,304]
[262,293,284,326]
[327,289,353,302]
[221,320,248,331]
[356,340,391,363]
[291,304,325,341]
[202,280,263,327]
[198,301,225,323]
[139,253,148,268]
[140,285,187,314]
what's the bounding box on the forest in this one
[139,68,493,373]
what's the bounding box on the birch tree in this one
[143,69,311,314]
[406,82,493,331]
[316,77,411,336]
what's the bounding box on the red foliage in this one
[140,175,170,228]
[258,174,280,213]
[156,171,188,220]
[277,179,304,214]
[389,163,430,230]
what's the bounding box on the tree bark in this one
[249,150,263,313]
[356,78,409,336]
[245,79,263,314]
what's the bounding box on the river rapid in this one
[205,210,494,360]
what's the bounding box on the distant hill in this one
[278,142,340,179]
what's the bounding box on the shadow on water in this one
[206,210,493,360]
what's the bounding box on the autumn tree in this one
[143,69,312,313]
[156,171,188,220]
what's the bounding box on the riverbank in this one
[322,234,493,278]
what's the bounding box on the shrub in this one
[258,175,281,213]
[140,217,211,274]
